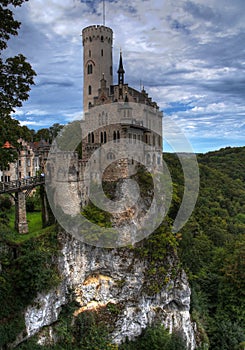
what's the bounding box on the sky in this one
[5,0,245,153]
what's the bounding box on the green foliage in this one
[33,123,64,142]
[164,147,245,349]
[0,229,60,347]
[0,195,12,210]
[208,317,245,350]
[135,218,179,295]
[119,324,187,350]
[0,0,36,167]
[74,311,112,349]
[82,200,112,228]
[26,190,41,212]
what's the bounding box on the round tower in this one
[82,25,113,112]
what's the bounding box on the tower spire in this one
[117,49,125,85]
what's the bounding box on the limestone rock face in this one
[24,232,196,349]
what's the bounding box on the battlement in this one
[82,25,113,45]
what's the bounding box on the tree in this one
[0,0,36,168]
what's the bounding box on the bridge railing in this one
[0,175,45,194]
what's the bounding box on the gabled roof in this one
[2,141,14,149]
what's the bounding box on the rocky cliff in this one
[23,231,196,349]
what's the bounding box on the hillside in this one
[164,146,245,350]
[0,146,244,350]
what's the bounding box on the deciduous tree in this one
[0,0,36,168]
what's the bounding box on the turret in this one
[117,50,125,85]
[82,25,113,112]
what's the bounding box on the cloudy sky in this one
[5,0,245,153]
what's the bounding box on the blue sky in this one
[5,0,245,153]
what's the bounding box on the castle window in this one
[89,36,92,42]
[104,131,107,143]
[100,131,103,143]
[107,152,115,160]
[147,154,151,165]
[87,64,93,74]
[101,49,103,56]
[101,35,104,42]
[91,132,94,143]
[117,131,120,142]
[88,85,92,95]
[89,50,91,57]
[158,136,161,147]
[128,133,132,143]
[88,133,91,143]
[113,131,117,142]
[88,102,92,109]
[153,135,155,146]
[110,66,112,76]
[153,153,156,165]
[133,134,136,143]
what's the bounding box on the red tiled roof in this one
[2,141,14,149]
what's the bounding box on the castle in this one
[80,25,163,184]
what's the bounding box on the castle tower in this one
[82,25,113,112]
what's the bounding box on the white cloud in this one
[6,0,245,152]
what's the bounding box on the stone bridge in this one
[0,175,46,234]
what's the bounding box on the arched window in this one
[101,35,104,42]
[117,131,120,141]
[107,152,115,160]
[100,131,103,143]
[88,133,91,143]
[104,131,107,143]
[153,135,155,146]
[91,132,94,143]
[88,85,92,95]
[101,49,103,56]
